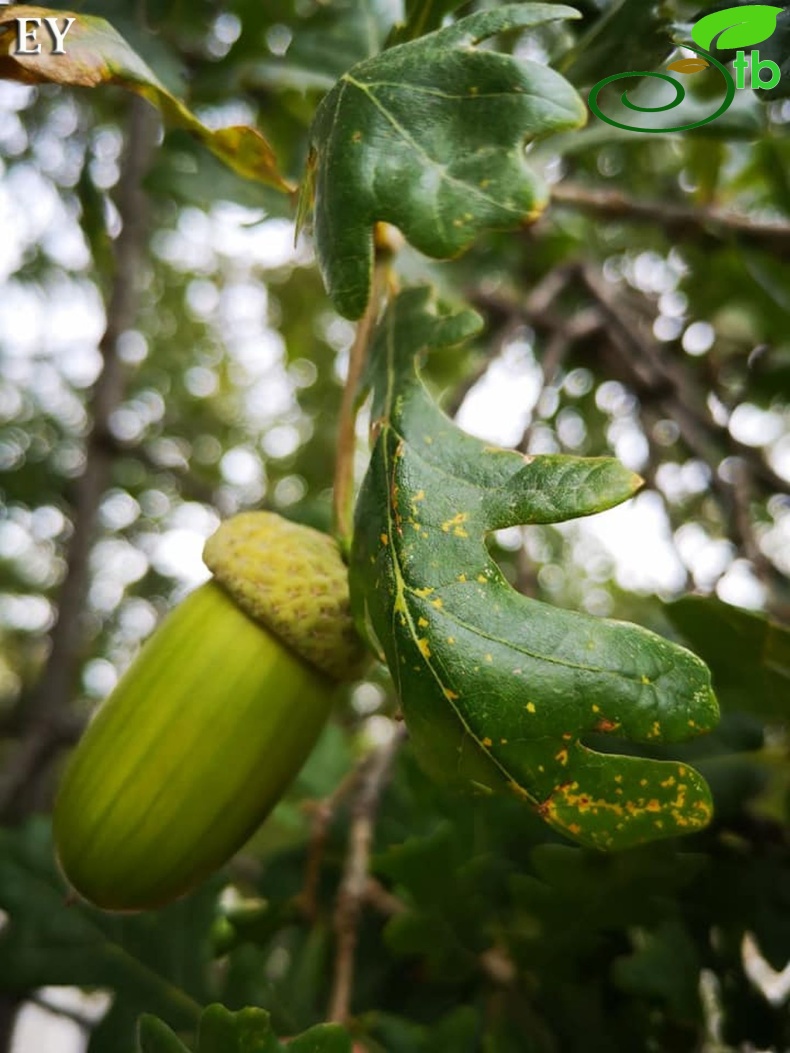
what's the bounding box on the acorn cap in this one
[204,512,368,682]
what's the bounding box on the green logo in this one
[588,4,783,133]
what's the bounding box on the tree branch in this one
[327,724,406,1024]
[577,265,789,605]
[552,183,790,257]
[298,764,364,922]
[0,96,158,821]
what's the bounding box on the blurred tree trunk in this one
[0,95,158,1052]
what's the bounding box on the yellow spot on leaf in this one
[526,702,537,714]
[441,512,469,535]
[380,534,388,545]
[417,638,431,659]
[482,737,493,748]
[418,617,429,629]
[555,749,569,766]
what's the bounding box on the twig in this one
[453,265,581,423]
[577,265,789,604]
[729,458,777,587]
[363,877,517,987]
[332,265,389,554]
[364,876,407,918]
[445,314,521,421]
[327,724,406,1024]
[298,765,364,921]
[0,97,158,821]
[552,183,790,257]
[518,310,600,454]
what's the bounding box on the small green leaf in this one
[197,1006,278,1053]
[691,4,783,51]
[613,920,701,1019]
[287,1023,354,1052]
[306,4,586,318]
[0,6,291,191]
[138,1016,190,1053]
[139,1006,352,1053]
[350,287,719,850]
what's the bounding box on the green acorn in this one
[53,513,367,912]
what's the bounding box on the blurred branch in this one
[0,97,158,822]
[471,264,788,603]
[517,307,601,453]
[364,876,517,987]
[450,265,579,421]
[328,724,406,1024]
[552,183,790,257]
[577,265,789,610]
[298,764,364,922]
[579,265,786,491]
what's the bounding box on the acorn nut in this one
[53,513,367,912]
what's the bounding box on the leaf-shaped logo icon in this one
[692,4,783,51]
[667,57,711,74]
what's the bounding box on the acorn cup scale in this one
[53,513,367,912]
